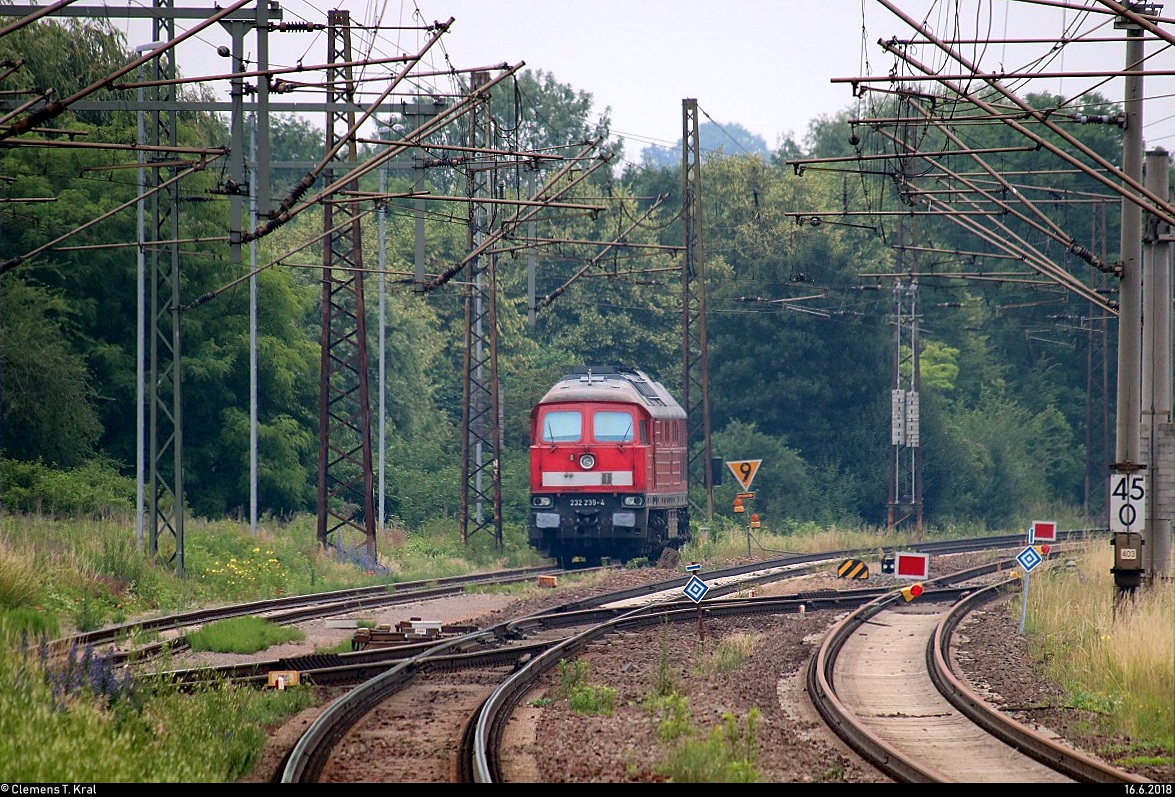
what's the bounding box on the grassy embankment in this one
[1025,541,1174,770]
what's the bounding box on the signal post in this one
[727,459,763,557]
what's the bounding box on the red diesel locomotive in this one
[528,366,690,567]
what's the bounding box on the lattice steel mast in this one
[316,9,376,559]
[681,99,714,521]
[460,70,503,550]
[147,0,184,574]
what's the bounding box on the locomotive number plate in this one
[569,498,605,507]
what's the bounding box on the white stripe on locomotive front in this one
[541,471,635,487]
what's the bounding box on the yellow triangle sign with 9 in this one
[726,459,762,491]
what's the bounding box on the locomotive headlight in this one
[578,453,596,470]
[622,496,643,507]
[531,495,553,508]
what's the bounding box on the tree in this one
[0,278,101,467]
[266,114,331,198]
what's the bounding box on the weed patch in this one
[185,616,305,654]
[654,708,761,783]
[554,658,617,716]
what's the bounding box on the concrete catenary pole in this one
[1111,15,1146,595]
[1142,148,1173,580]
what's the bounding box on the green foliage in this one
[0,279,102,467]
[913,341,960,392]
[1,607,59,641]
[653,624,676,698]
[185,616,306,654]
[709,421,812,522]
[0,12,1137,540]
[197,544,292,599]
[644,690,692,743]
[71,594,105,634]
[653,708,761,783]
[0,458,134,518]
[78,531,154,599]
[1026,544,1174,758]
[926,395,1078,526]
[554,658,590,699]
[0,512,626,782]
[568,682,617,715]
[0,644,317,785]
[0,16,133,124]
[425,68,619,194]
[0,617,317,782]
[553,658,617,715]
[268,114,332,195]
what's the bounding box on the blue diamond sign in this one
[1016,545,1043,573]
[683,574,710,604]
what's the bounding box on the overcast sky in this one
[90,0,1175,165]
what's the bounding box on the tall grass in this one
[0,624,316,781]
[1027,541,1174,753]
[0,540,44,608]
[186,616,307,654]
[681,516,966,563]
[0,512,550,637]
[652,709,760,783]
[0,511,550,783]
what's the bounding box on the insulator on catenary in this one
[271,22,322,32]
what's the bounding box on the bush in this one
[0,458,133,518]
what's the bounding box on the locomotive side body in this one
[528,366,689,566]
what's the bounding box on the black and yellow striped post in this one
[837,558,870,580]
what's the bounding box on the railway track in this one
[267,537,1125,783]
[806,579,1151,783]
[46,564,563,664]
[101,529,1138,783]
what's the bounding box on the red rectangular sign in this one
[1031,521,1057,543]
[895,552,930,579]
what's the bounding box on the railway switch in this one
[899,583,924,602]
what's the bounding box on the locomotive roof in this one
[534,366,686,420]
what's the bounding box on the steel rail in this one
[470,567,1012,782]
[927,580,1152,783]
[807,575,1152,783]
[47,564,560,658]
[265,542,1082,782]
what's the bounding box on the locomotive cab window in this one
[593,411,634,442]
[540,410,582,443]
